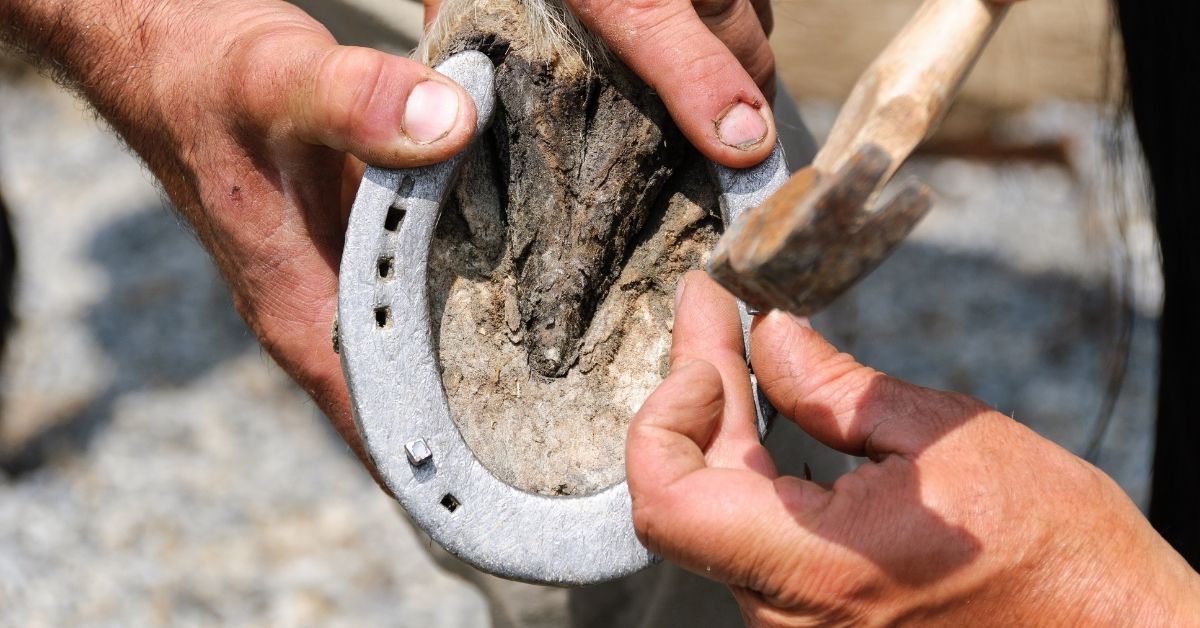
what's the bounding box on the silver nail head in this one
[405,438,433,467]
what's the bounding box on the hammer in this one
[709,0,1010,315]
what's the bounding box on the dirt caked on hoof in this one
[421,0,724,496]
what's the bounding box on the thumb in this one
[751,312,985,460]
[627,360,829,593]
[238,32,477,167]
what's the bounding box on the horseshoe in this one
[338,51,791,585]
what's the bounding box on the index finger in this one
[671,271,772,473]
[626,356,833,596]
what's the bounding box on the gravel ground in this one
[0,74,494,627]
[0,66,1159,627]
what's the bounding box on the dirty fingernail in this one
[404,81,460,144]
[716,102,768,149]
[791,315,813,329]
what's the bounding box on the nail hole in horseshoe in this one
[377,256,394,278]
[384,203,406,232]
[440,493,460,513]
[374,306,391,328]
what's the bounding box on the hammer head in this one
[709,144,932,316]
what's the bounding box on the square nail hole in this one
[377,256,394,279]
[440,493,460,513]
[384,203,406,232]
[374,306,391,328]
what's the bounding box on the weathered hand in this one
[562,0,1035,170]
[629,271,1200,625]
[564,0,778,169]
[1,0,478,476]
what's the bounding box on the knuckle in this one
[789,352,879,419]
[674,46,737,87]
[311,47,388,141]
[220,17,334,128]
[223,32,285,121]
[829,468,872,501]
[670,371,724,416]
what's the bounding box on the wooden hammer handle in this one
[812,0,1009,179]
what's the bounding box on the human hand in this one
[560,0,1036,169]
[146,2,479,475]
[564,0,778,169]
[628,271,1200,625]
[0,0,479,477]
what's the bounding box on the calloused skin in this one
[632,272,1200,625]
[4,0,1197,624]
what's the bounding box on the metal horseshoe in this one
[338,51,791,585]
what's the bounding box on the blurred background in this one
[0,0,1158,625]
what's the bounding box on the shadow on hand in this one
[774,375,994,588]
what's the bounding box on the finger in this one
[235,31,476,168]
[294,44,477,166]
[751,311,984,459]
[747,0,774,35]
[672,271,772,475]
[569,0,777,168]
[693,0,776,100]
[627,363,829,589]
[630,360,727,487]
[423,0,442,27]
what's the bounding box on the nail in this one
[404,80,460,144]
[674,274,689,310]
[716,102,768,150]
[791,315,813,329]
[765,309,812,330]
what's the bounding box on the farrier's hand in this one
[563,0,1034,170]
[565,0,778,169]
[1,0,477,476]
[629,271,1200,625]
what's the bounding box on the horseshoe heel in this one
[338,51,790,585]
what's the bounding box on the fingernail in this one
[765,310,812,329]
[674,274,689,311]
[404,80,460,144]
[716,102,768,150]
